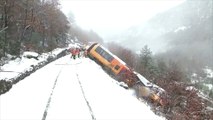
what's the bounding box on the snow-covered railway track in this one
[0,56,164,120]
[42,66,63,120]
[44,58,94,120]
[76,73,96,120]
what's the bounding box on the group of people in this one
[69,46,87,59]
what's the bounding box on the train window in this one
[114,65,120,70]
[95,46,114,62]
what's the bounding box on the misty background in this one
[65,0,213,72]
[107,0,213,73]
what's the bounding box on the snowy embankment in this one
[0,48,66,80]
[0,55,164,120]
[0,48,68,94]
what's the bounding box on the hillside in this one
[108,0,213,68]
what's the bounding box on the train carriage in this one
[87,43,140,87]
[87,43,165,106]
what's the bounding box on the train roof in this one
[135,72,165,92]
[134,72,152,87]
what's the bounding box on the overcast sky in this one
[59,0,185,38]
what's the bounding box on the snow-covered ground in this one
[174,26,188,33]
[0,48,65,81]
[204,67,213,79]
[0,55,164,120]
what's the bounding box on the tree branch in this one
[0,27,8,33]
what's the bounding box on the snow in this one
[174,26,187,33]
[22,51,39,58]
[186,86,195,91]
[50,48,66,56]
[0,48,66,81]
[191,73,197,77]
[203,67,213,78]
[204,84,213,90]
[0,55,164,120]
[68,43,82,49]
[0,57,39,80]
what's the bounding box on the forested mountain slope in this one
[112,0,212,69]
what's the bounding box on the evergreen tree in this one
[139,45,152,68]
[139,45,158,82]
[209,88,213,99]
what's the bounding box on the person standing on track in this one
[70,47,77,59]
[76,48,80,58]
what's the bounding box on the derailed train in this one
[87,43,164,105]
